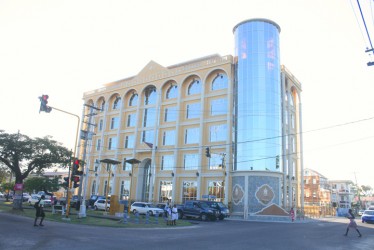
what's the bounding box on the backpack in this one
[34,199,41,209]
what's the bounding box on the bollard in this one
[145,211,150,224]
[123,210,128,224]
[135,212,139,224]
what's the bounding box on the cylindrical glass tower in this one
[233,18,282,171]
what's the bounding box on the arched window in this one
[188,79,201,95]
[211,73,228,90]
[100,100,105,111]
[113,97,121,110]
[166,85,178,99]
[144,86,157,105]
[129,93,138,107]
[289,92,295,107]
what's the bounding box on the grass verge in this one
[0,201,193,228]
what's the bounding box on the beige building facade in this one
[79,19,303,219]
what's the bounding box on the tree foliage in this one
[0,130,71,184]
[0,130,71,209]
[23,176,61,194]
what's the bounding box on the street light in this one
[125,158,141,213]
[100,159,121,214]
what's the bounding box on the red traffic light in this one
[38,94,52,113]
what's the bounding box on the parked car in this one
[94,199,110,211]
[88,195,106,208]
[0,192,4,198]
[361,210,374,223]
[177,200,219,221]
[22,193,31,202]
[27,195,52,207]
[358,210,365,216]
[130,202,164,216]
[200,200,230,220]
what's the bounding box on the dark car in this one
[199,200,230,220]
[88,195,106,208]
[179,200,219,221]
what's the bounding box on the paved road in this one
[0,211,373,250]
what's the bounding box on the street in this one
[1,211,374,250]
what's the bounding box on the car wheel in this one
[178,211,184,219]
[94,205,98,211]
[148,210,153,216]
[132,209,137,215]
[201,214,208,221]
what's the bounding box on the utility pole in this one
[79,104,100,217]
[354,172,361,210]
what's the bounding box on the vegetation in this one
[0,130,71,210]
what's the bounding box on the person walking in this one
[290,207,295,222]
[344,209,362,237]
[171,204,178,226]
[34,195,46,227]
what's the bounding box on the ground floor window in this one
[208,181,224,202]
[182,181,197,203]
[159,181,172,202]
[91,180,96,195]
[120,180,130,200]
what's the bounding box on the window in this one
[142,130,154,144]
[312,179,316,185]
[184,154,198,170]
[305,179,309,184]
[182,181,197,203]
[143,108,156,127]
[144,86,157,105]
[113,97,121,110]
[161,155,174,170]
[98,119,103,131]
[91,180,96,195]
[208,181,224,202]
[120,180,130,199]
[211,73,228,91]
[94,159,99,172]
[110,117,119,130]
[209,154,223,170]
[185,128,199,144]
[291,113,295,128]
[100,100,105,111]
[188,79,201,95]
[211,98,227,116]
[164,106,177,122]
[108,137,117,150]
[129,93,138,106]
[163,130,175,146]
[125,135,135,149]
[96,139,101,151]
[187,103,200,119]
[210,124,227,142]
[127,113,136,127]
[159,181,173,202]
[166,85,178,99]
[122,158,132,171]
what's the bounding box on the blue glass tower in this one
[233,19,282,171]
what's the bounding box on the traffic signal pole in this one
[48,106,80,219]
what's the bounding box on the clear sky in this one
[1,0,374,187]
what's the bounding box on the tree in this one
[23,176,61,194]
[0,130,71,210]
[2,182,14,202]
[360,185,373,197]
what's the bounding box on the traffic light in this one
[205,147,211,158]
[73,176,80,188]
[62,177,69,188]
[72,159,80,175]
[38,95,52,113]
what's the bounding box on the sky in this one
[1,0,374,187]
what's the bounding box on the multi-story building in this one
[80,18,303,219]
[329,180,354,216]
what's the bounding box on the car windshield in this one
[200,203,210,209]
[364,210,374,215]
